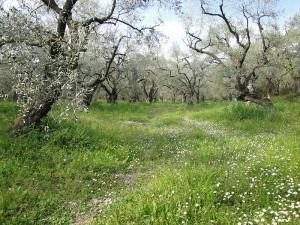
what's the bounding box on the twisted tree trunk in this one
[187,93,194,106]
[8,0,80,135]
[235,76,272,107]
[181,92,187,103]
[8,98,56,135]
[295,77,300,94]
[83,78,102,106]
[106,88,118,104]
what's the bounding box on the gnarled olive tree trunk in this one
[8,0,129,134]
[235,76,272,107]
[8,0,80,135]
[295,77,300,94]
[106,88,118,104]
[188,1,275,108]
[9,98,56,135]
[187,93,194,106]
[83,78,102,106]
[142,80,158,103]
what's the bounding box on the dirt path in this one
[71,117,228,224]
[183,118,228,137]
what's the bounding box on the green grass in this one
[0,97,299,224]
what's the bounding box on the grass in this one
[0,96,299,224]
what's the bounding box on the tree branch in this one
[82,0,117,27]
[41,0,62,14]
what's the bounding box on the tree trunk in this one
[171,93,176,102]
[181,93,186,103]
[236,76,272,107]
[129,91,140,103]
[267,83,279,98]
[106,88,118,104]
[8,99,55,135]
[236,92,272,107]
[144,86,157,103]
[146,95,154,103]
[83,77,104,106]
[129,96,137,103]
[9,69,63,135]
[145,81,157,104]
[7,91,18,101]
[196,92,200,104]
[187,93,194,106]
[83,89,95,106]
[295,77,300,94]
[8,0,82,135]
[83,92,94,106]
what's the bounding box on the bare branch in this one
[187,31,225,66]
[82,0,117,27]
[41,0,62,14]
[0,38,47,48]
[110,17,159,33]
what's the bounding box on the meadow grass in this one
[0,96,299,224]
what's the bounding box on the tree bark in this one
[236,75,272,107]
[8,0,79,135]
[236,91,272,107]
[129,95,137,103]
[107,94,118,104]
[106,88,118,104]
[196,92,200,103]
[83,92,94,106]
[147,87,156,103]
[8,98,55,135]
[187,93,194,106]
[171,93,176,102]
[83,78,102,106]
[142,80,157,103]
[267,83,279,98]
[181,93,187,103]
[295,77,300,94]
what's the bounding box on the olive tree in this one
[284,13,300,93]
[79,33,129,105]
[186,0,279,106]
[168,46,208,105]
[4,0,163,135]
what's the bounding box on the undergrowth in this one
[0,96,299,224]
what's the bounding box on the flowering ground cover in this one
[0,95,299,224]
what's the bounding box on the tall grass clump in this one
[225,102,277,121]
[277,93,300,103]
